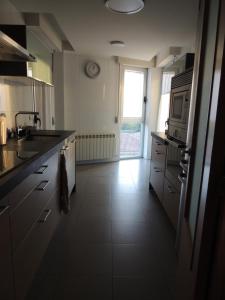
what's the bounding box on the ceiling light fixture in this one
[105,0,144,15]
[110,40,125,47]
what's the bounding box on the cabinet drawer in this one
[0,203,14,300]
[14,191,60,300]
[10,153,60,251]
[163,178,180,229]
[150,161,164,202]
[151,138,166,164]
[6,152,59,212]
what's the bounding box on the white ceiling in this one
[10,0,199,60]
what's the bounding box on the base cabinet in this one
[150,134,181,230]
[0,202,14,300]
[150,161,164,202]
[150,137,166,203]
[14,191,60,300]
[1,150,61,300]
[12,152,61,300]
[163,177,180,228]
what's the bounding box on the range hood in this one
[0,30,36,62]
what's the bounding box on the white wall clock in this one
[85,61,101,78]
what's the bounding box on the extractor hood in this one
[0,30,36,62]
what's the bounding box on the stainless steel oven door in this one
[165,141,183,190]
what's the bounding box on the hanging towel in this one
[60,152,70,214]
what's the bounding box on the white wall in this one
[0,80,34,129]
[144,68,162,159]
[62,53,120,159]
[54,52,162,161]
[53,52,64,130]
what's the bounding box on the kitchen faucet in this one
[15,111,41,138]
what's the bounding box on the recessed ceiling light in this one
[110,41,125,47]
[105,0,144,15]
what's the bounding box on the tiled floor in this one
[27,159,176,300]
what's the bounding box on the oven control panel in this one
[168,124,187,143]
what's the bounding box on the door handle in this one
[178,173,187,184]
[181,148,191,156]
[62,145,69,151]
[35,180,49,191]
[38,209,52,223]
[0,205,10,216]
[180,161,188,172]
[167,185,175,194]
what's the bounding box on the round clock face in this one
[85,61,101,78]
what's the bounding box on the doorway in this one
[119,67,147,159]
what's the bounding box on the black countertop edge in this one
[151,132,168,144]
[0,130,75,201]
[151,132,186,148]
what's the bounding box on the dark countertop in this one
[151,132,168,144]
[0,130,75,200]
[151,131,186,148]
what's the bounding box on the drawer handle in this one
[155,151,162,155]
[39,209,52,223]
[154,167,162,171]
[61,145,69,151]
[35,180,49,191]
[35,165,48,174]
[155,170,162,173]
[0,205,10,217]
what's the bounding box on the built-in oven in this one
[165,138,185,191]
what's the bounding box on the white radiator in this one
[76,133,116,162]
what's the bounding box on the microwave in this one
[170,88,190,125]
[168,84,191,143]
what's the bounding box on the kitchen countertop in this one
[151,132,168,144]
[0,130,75,200]
[151,131,186,148]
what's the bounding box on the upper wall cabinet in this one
[26,30,53,85]
[0,25,53,85]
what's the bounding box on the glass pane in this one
[120,122,142,158]
[122,70,144,118]
[172,96,183,118]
